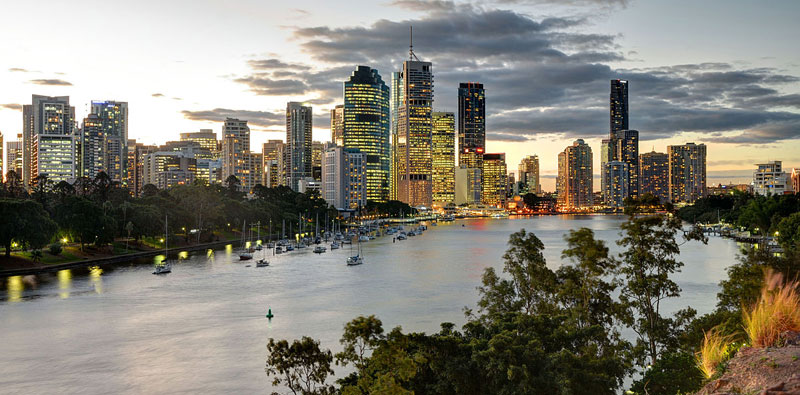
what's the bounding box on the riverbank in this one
[0,238,239,277]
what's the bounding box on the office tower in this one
[321,146,367,210]
[131,143,157,196]
[396,54,434,207]
[180,130,219,157]
[342,66,391,202]
[126,139,136,189]
[6,134,23,178]
[617,129,639,197]
[482,153,507,207]
[221,118,250,189]
[458,82,486,171]
[330,105,344,147]
[668,143,706,203]
[639,151,669,202]
[610,79,628,135]
[518,155,540,195]
[454,165,481,206]
[286,102,312,191]
[141,151,197,189]
[241,153,262,191]
[431,112,455,204]
[507,172,516,197]
[23,95,76,185]
[262,140,285,187]
[792,168,800,193]
[312,141,325,181]
[600,138,613,200]
[753,161,789,196]
[390,71,404,201]
[557,139,593,209]
[91,101,128,184]
[79,114,105,179]
[603,161,629,207]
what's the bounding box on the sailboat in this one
[266,219,275,249]
[239,220,253,261]
[153,215,173,274]
[346,232,364,266]
[256,240,269,267]
[255,221,263,250]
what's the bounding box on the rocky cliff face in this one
[697,332,800,395]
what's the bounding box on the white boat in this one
[330,241,340,250]
[256,259,269,267]
[397,233,407,240]
[359,235,370,242]
[285,244,295,251]
[314,246,326,253]
[154,216,173,275]
[275,246,283,254]
[347,255,363,266]
[407,231,416,237]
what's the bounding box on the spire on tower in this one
[409,26,419,61]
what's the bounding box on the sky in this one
[1,0,799,192]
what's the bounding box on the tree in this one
[141,183,159,197]
[0,199,57,256]
[265,337,335,395]
[336,315,385,370]
[777,212,800,251]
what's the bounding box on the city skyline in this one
[1,0,799,191]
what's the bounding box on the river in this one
[0,215,741,394]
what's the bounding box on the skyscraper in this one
[639,151,669,202]
[518,155,540,195]
[431,112,455,204]
[330,105,344,147]
[321,146,367,210]
[286,102,312,191]
[343,66,391,202]
[668,143,706,203]
[6,134,23,178]
[482,153,507,207]
[557,139,593,209]
[221,118,251,189]
[91,101,128,184]
[396,56,433,207]
[262,140,285,187]
[617,129,639,198]
[180,130,219,155]
[390,71,403,201]
[458,82,486,172]
[79,113,105,179]
[603,161,629,208]
[454,165,481,206]
[131,142,157,196]
[610,79,628,135]
[23,95,76,185]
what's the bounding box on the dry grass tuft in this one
[743,270,800,348]
[696,326,735,378]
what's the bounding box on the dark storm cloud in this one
[29,78,72,86]
[181,108,284,128]
[229,6,800,144]
[0,103,23,111]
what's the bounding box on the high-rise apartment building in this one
[79,114,105,179]
[458,82,486,172]
[603,161,629,207]
[262,140,285,187]
[610,79,628,135]
[396,58,434,207]
[482,153,507,207]
[286,102,312,191]
[390,71,404,201]
[518,155,540,195]
[312,141,325,181]
[557,139,593,209]
[180,130,219,157]
[23,95,77,185]
[141,151,196,190]
[668,143,706,203]
[131,143,157,196]
[91,101,128,184]
[6,134,23,178]
[321,146,367,210]
[792,168,800,193]
[330,105,344,147]
[753,161,789,196]
[431,112,455,204]
[343,65,391,202]
[221,118,251,189]
[242,152,263,191]
[454,165,481,206]
[639,151,669,202]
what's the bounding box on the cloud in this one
[0,103,23,111]
[9,67,28,72]
[29,78,72,86]
[152,93,165,97]
[181,108,284,128]
[486,132,530,142]
[389,0,459,12]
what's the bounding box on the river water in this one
[0,215,741,394]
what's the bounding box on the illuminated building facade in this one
[792,168,800,193]
[330,105,344,147]
[390,71,403,201]
[518,155,540,195]
[91,100,128,184]
[603,161,629,207]
[454,165,481,206]
[312,140,325,181]
[24,95,76,185]
[557,139,593,209]
[262,140,285,187]
[458,82,485,169]
[610,79,628,135]
[639,151,669,202]
[79,114,105,179]
[343,66,390,202]
[431,112,455,203]
[180,130,219,158]
[6,134,23,178]
[221,118,250,189]
[753,161,789,196]
[482,153,507,207]
[286,102,312,191]
[396,59,433,207]
[668,142,706,203]
[321,146,367,210]
[141,151,196,190]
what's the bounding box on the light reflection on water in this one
[0,215,741,393]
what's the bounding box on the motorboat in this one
[347,255,363,266]
[153,260,172,274]
[297,242,307,249]
[358,235,370,242]
[154,215,174,275]
[407,231,416,237]
[239,252,253,260]
[256,259,269,267]
[285,244,295,251]
[397,233,407,240]
[314,246,327,254]
[275,246,283,254]
[330,241,340,250]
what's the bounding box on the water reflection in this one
[89,266,103,294]
[58,269,71,299]
[7,276,23,302]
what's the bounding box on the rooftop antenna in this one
[409,26,419,61]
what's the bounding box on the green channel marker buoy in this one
[266,308,274,319]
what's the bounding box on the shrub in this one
[696,326,735,378]
[49,242,63,255]
[743,270,800,348]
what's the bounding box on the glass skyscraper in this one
[390,72,403,201]
[457,82,485,171]
[396,60,433,207]
[431,112,455,204]
[610,79,628,135]
[639,151,669,202]
[91,100,128,185]
[343,66,390,202]
[286,102,313,191]
[668,143,707,203]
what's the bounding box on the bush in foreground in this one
[743,270,800,348]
